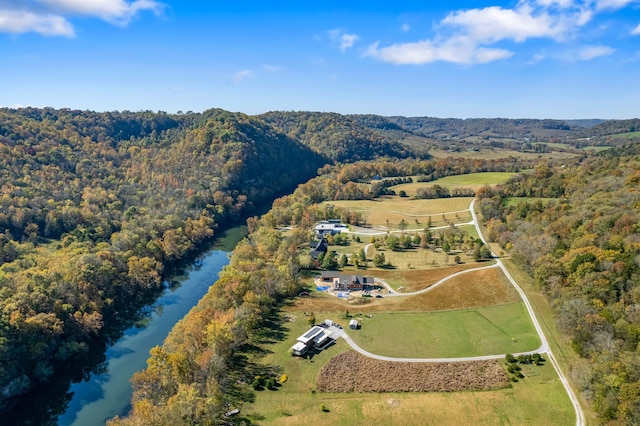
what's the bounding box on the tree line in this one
[477,144,640,424]
[0,107,329,416]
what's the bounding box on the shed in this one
[349,319,360,330]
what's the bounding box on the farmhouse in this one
[314,220,347,239]
[320,271,375,291]
[309,238,328,260]
[291,325,332,356]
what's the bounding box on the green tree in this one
[338,253,348,268]
[373,253,386,268]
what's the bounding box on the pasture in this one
[323,197,473,229]
[386,172,514,197]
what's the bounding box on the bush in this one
[266,377,277,390]
[320,404,330,412]
[279,374,288,384]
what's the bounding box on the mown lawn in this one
[243,307,572,426]
[349,303,540,358]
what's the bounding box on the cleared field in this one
[317,351,508,392]
[323,198,472,229]
[349,303,540,358]
[374,262,492,292]
[300,264,518,313]
[244,309,573,426]
[371,246,475,270]
[609,131,640,140]
[388,173,514,198]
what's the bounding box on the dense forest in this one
[477,144,640,424]
[258,111,425,161]
[0,107,429,417]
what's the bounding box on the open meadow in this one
[348,303,540,358]
[323,197,473,229]
[389,172,515,197]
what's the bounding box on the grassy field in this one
[371,246,475,270]
[323,198,472,229]
[243,308,573,426]
[388,172,514,197]
[348,302,540,358]
[609,130,640,140]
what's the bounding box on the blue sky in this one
[1,1,639,119]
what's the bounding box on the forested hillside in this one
[477,145,640,424]
[384,116,579,139]
[258,111,424,161]
[0,107,337,414]
[577,118,640,137]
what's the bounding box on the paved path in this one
[374,262,498,297]
[469,199,584,426]
[328,199,585,425]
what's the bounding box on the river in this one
[55,224,248,426]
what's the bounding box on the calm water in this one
[56,224,247,426]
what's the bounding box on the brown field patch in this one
[392,266,521,311]
[292,265,519,314]
[317,351,509,393]
[375,263,485,292]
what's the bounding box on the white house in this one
[291,325,332,356]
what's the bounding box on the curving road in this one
[469,199,585,426]
[330,199,585,425]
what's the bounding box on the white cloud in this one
[577,45,615,59]
[632,23,640,35]
[232,69,254,84]
[365,36,513,65]
[594,0,638,11]
[364,0,633,66]
[401,23,411,32]
[442,6,566,43]
[0,0,163,36]
[0,8,74,37]
[37,0,164,24]
[534,0,577,8]
[327,28,359,52]
[339,33,359,52]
